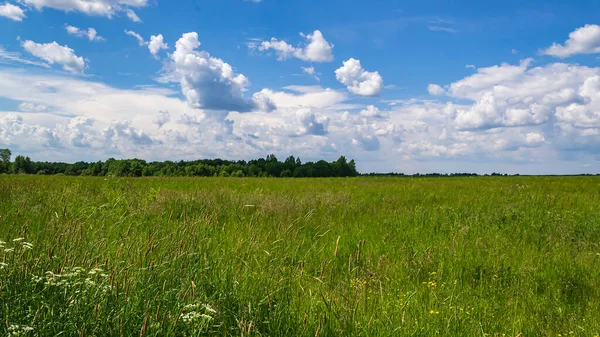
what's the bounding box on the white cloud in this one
[148,34,167,58]
[66,25,104,41]
[269,108,328,137]
[302,66,320,81]
[0,2,26,21]
[0,46,50,67]
[125,8,141,22]
[153,110,170,128]
[258,86,347,109]
[125,29,146,46]
[427,84,445,96]
[542,24,600,58]
[103,120,155,146]
[19,102,49,112]
[335,58,383,96]
[359,105,388,119]
[448,58,533,100]
[162,32,273,113]
[21,40,85,74]
[249,30,334,62]
[428,25,458,33]
[0,114,59,150]
[20,0,147,21]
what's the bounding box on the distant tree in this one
[0,152,363,178]
[13,155,33,174]
[293,167,305,178]
[0,148,11,174]
[0,148,11,164]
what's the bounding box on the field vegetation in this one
[1,175,599,336]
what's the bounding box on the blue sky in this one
[0,0,600,174]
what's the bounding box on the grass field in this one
[1,176,600,336]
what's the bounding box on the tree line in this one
[0,149,359,178]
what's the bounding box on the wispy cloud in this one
[0,46,50,68]
[428,25,458,33]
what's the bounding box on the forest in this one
[0,149,359,178]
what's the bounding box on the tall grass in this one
[1,176,599,336]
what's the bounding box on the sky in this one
[0,0,600,174]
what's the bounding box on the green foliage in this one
[1,176,600,336]
[0,150,359,178]
[0,148,10,174]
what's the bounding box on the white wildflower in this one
[183,303,200,311]
[204,304,217,314]
[4,248,14,253]
[180,311,203,323]
[12,238,24,242]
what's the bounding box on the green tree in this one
[13,155,33,174]
[0,148,11,174]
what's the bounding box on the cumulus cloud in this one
[0,2,26,21]
[359,105,388,119]
[163,32,274,113]
[153,110,170,128]
[103,120,155,146]
[427,84,445,96]
[249,30,334,62]
[148,34,168,58]
[258,86,347,109]
[0,114,58,149]
[542,24,600,58]
[444,60,597,131]
[335,58,383,96]
[54,116,96,147]
[290,108,328,136]
[66,25,104,41]
[21,40,85,74]
[20,0,147,21]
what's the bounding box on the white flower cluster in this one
[1,238,33,253]
[31,267,111,294]
[8,324,34,336]
[180,303,216,324]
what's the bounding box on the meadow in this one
[1,175,599,336]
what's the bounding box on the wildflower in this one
[12,238,24,242]
[4,248,14,253]
[429,309,440,315]
[204,304,217,314]
[183,303,200,311]
[180,311,202,323]
[0,262,7,270]
[88,268,103,275]
[22,242,33,250]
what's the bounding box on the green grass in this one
[1,176,600,336]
